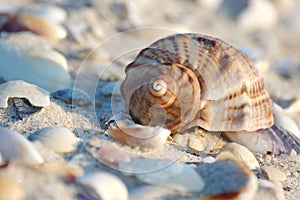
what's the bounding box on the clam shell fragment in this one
[0,80,50,108]
[221,142,260,170]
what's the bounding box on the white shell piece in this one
[77,172,129,200]
[0,33,71,92]
[0,80,50,108]
[119,158,204,192]
[0,127,44,165]
[221,143,260,170]
[28,127,80,153]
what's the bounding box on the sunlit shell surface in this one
[121,33,274,134]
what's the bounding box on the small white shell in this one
[0,80,50,108]
[262,166,287,182]
[0,33,71,92]
[220,142,260,170]
[119,158,205,192]
[28,127,80,153]
[77,172,129,200]
[0,127,44,165]
[108,124,171,152]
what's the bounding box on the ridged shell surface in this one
[121,33,274,134]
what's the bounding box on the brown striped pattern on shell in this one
[121,33,274,134]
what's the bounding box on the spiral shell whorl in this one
[121,63,201,133]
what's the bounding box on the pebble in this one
[100,82,121,96]
[194,157,258,199]
[237,0,278,31]
[77,172,129,200]
[119,158,205,192]
[0,33,71,92]
[262,166,287,182]
[0,80,50,108]
[108,124,171,152]
[0,127,44,165]
[221,142,260,170]
[28,127,80,153]
[0,176,24,200]
[202,156,216,164]
[51,88,91,107]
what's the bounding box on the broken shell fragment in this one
[0,80,50,108]
[262,166,287,182]
[107,124,171,152]
[0,127,43,165]
[77,172,129,200]
[28,127,80,153]
[221,142,260,170]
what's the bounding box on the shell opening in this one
[149,80,167,97]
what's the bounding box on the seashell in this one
[220,142,260,170]
[119,158,205,192]
[121,33,274,135]
[37,161,79,182]
[0,33,71,92]
[0,176,24,200]
[0,127,43,165]
[98,144,131,166]
[28,126,80,153]
[255,180,285,200]
[0,80,50,108]
[77,172,129,200]
[262,166,287,182]
[51,88,91,107]
[273,103,300,139]
[224,103,300,155]
[108,123,171,152]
